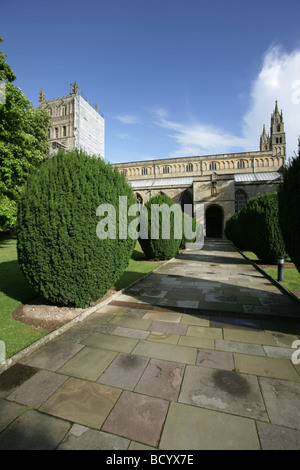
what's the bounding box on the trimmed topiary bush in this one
[278,153,300,272]
[139,193,182,260]
[224,209,249,251]
[225,192,286,264]
[17,149,136,308]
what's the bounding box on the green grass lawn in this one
[242,250,300,297]
[263,267,300,296]
[242,251,259,261]
[0,237,162,359]
[114,243,162,290]
[0,237,48,359]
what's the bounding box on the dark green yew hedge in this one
[17,149,135,308]
[225,192,286,264]
[278,154,300,273]
[139,193,182,260]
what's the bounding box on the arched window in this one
[209,162,217,171]
[186,163,193,172]
[163,166,170,174]
[136,193,143,208]
[237,160,245,169]
[235,190,247,212]
[141,168,148,176]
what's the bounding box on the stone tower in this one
[38,82,105,158]
[270,101,286,157]
[259,124,270,151]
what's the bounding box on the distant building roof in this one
[129,177,193,188]
[234,172,281,182]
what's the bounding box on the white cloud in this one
[114,114,140,124]
[242,45,300,158]
[153,45,300,159]
[155,119,246,156]
[146,105,169,119]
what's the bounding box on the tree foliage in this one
[0,36,51,231]
[278,145,300,272]
[139,193,182,260]
[225,192,286,264]
[17,149,136,308]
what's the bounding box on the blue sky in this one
[1,0,300,163]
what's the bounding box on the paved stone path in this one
[1,239,300,450]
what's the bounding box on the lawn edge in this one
[0,255,174,374]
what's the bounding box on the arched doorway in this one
[180,188,194,216]
[206,205,223,238]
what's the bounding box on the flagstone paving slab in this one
[94,305,129,316]
[223,328,278,346]
[186,325,223,340]
[134,358,185,400]
[180,314,210,327]
[256,421,300,450]
[6,370,68,408]
[0,363,38,398]
[178,335,214,349]
[149,320,187,335]
[210,316,262,330]
[271,332,299,348]
[215,339,265,356]
[234,353,300,381]
[259,377,300,429]
[57,424,130,450]
[110,326,150,340]
[40,377,121,429]
[147,332,180,344]
[132,340,197,365]
[58,346,117,380]
[159,402,260,450]
[178,366,268,420]
[142,310,182,323]
[19,340,84,371]
[0,409,71,450]
[0,399,26,433]
[108,316,153,331]
[82,332,139,353]
[97,353,149,390]
[102,390,169,447]
[196,349,234,370]
[263,345,295,359]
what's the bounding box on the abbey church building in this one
[113,102,286,238]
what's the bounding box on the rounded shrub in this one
[17,149,136,308]
[225,209,249,251]
[225,192,286,264]
[139,193,181,260]
[278,153,300,272]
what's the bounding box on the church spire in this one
[39,88,45,105]
[270,100,286,157]
[72,81,79,95]
[260,124,270,151]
